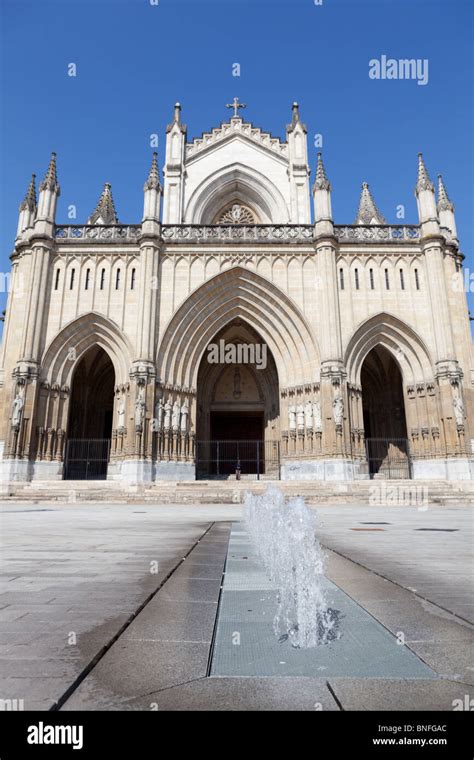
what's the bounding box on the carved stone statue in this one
[453,396,464,426]
[231,204,242,221]
[154,398,164,429]
[288,405,297,431]
[134,395,145,430]
[296,404,305,430]
[304,400,313,429]
[180,400,189,432]
[11,392,24,428]
[163,401,172,429]
[312,400,322,431]
[117,398,126,429]
[172,401,180,430]
[332,395,344,427]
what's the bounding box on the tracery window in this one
[215,203,256,225]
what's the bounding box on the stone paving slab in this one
[314,505,474,623]
[158,577,223,604]
[121,599,218,643]
[0,676,71,711]
[0,503,235,709]
[63,676,339,711]
[61,522,231,709]
[2,501,473,711]
[67,638,211,697]
[327,677,473,711]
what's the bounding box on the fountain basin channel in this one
[210,523,437,679]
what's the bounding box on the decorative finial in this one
[354,182,386,225]
[19,173,37,212]
[39,152,60,194]
[437,174,454,212]
[313,152,331,191]
[415,152,434,194]
[292,102,300,125]
[88,182,119,225]
[144,152,161,191]
[226,97,246,118]
[166,102,186,134]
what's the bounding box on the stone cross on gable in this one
[226,97,246,118]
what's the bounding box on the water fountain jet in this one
[244,486,337,648]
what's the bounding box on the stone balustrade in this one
[53,223,423,245]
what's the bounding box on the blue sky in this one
[1,0,473,317]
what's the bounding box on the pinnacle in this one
[88,182,119,225]
[39,152,60,194]
[19,174,37,212]
[144,152,161,192]
[354,182,386,225]
[437,174,454,212]
[313,152,331,192]
[415,152,434,194]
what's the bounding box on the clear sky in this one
[0,0,473,317]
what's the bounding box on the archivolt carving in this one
[156,266,320,390]
[40,312,133,388]
[344,312,434,386]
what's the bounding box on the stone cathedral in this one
[1,101,472,483]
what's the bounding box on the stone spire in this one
[88,183,119,225]
[36,152,60,229]
[415,152,434,194]
[144,152,161,191]
[437,174,453,212]
[313,152,331,192]
[39,152,60,194]
[16,174,37,239]
[19,174,37,212]
[414,153,438,231]
[437,174,457,240]
[354,182,386,225]
[313,153,333,231]
[142,152,162,227]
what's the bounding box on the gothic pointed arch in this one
[40,312,133,388]
[184,163,290,223]
[156,267,320,390]
[344,312,434,386]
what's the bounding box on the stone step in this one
[3,478,474,505]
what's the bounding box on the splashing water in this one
[244,486,337,648]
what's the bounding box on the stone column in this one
[135,240,159,364]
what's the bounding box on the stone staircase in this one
[2,479,474,505]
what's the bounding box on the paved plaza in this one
[0,501,472,711]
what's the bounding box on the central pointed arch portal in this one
[155,267,321,479]
[195,319,280,478]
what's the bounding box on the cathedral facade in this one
[1,102,472,482]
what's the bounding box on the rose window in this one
[216,203,256,224]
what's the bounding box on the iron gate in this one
[196,440,280,480]
[364,437,412,479]
[64,438,111,480]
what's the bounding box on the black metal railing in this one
[363,437,412,479]
[196,440,280,480]
[63,438,111,480]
